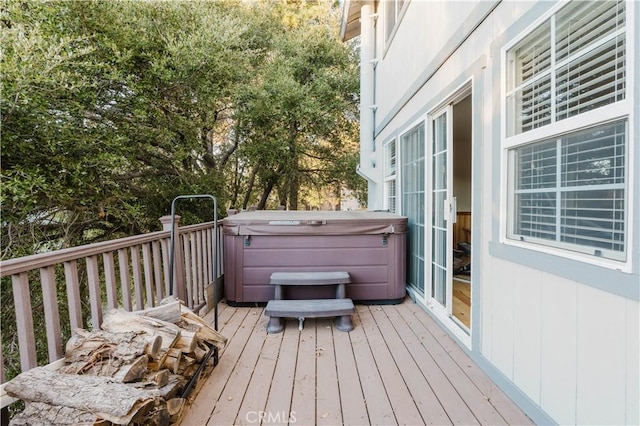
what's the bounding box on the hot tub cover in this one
[222,210,408,236]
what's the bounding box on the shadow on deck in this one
[181,298,533,426]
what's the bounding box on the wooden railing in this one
[0,216,223,391]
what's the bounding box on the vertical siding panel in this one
[130,246,144,310]
[489,258,515,379]
[12,273,37,371]
[85,255,103,329]
[64,260,83,330]
[103,252,118,309]
[40,266,63,362]
[142,243,154,307]
[626,299,640,426]
[540,273,577,425]
[576,285,626,425]
[480,253,494,361]
[118,248,132,311]
[512,267,542,404]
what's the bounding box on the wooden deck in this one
[181,298,533,426]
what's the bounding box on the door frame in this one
[426,104,455,320]
[424,83,473,346]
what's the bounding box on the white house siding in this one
[374,1,478,122]
[481,258,640,425]
[366,0,640,424]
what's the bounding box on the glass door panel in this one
[401,123,426,295]
[430,108,452,309]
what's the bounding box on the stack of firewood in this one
[4,298,226,425]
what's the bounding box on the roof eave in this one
[340,0,362,42]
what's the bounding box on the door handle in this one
[444,197,457,223]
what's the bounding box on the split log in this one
[180,306,227,349]
[146,369,170,388]
[193,344,208,362]
[164,348,182,374]
[4,367,156,425]
[112,355,148,383]
[138,407,170,426]
[130,299,182,324]
[102,310,181,355]
[166,398,186,424]
[9,401,110,426]
[60,329,159,381]
[140,374,184,400]
[65,328,161,361]
[176,329,198,354]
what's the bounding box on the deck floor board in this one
[316,319,342,425]
[370,306,452,425]
[181,298,534,426]
[383,304,480,425]
[358,306,425,425]
[333,317,369,425]
[208,308,264,426]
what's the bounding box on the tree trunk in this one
[287,121,300,210]
[219,122,241,170]
[257,164,284,210]
[231,157,242,208]
[242,162,260,210]
[288,168,299,211]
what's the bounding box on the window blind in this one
[555,0,625,62]
[385,140,397,178]
[507,0,626,135]
[387,180,397,213]
[384,140,397,213]
[512,120,626,258]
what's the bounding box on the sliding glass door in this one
[401,123,425,295]
[430,106,453,311]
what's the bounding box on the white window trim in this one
[499,0,635,273]
[383,138,398,213]
[383,0,409,53]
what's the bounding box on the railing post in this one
[160,215,186,302]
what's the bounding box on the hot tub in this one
[222,210,407,304]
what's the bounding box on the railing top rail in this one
[0,221,219,277]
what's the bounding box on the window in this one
[504,0,630,263]
[384,139,397,213]
[508,120,626,260]
[384,0,406,45]
[506,0,626,136]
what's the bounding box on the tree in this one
[228,0,362,210]
[2,0,362,260]
[1,1,363,400]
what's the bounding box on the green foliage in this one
[2,0,362,255]
[1,1,363,404]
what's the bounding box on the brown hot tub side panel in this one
[223,211,407,304]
